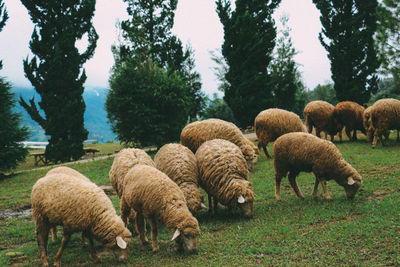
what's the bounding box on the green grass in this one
[0,136,399,266]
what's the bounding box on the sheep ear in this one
[171,229,180,241]
[200,203,208,211]
[347,177,355,185]
[238,195,245,203]
[116,236,127,249]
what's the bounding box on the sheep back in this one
[109,148,155,197]
[333,101,365,138]
[180,119,256,169]
[195,139,254,207]
[303,100,339,138]
[154,143,204,216]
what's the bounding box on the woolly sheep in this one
[195,139,254,218]
[120,164,200,253]
[254,108,307,158]
[273,132,362,200]
[368,98,400,148]
[333,101,366,141]
[154,143,207,216]
[180,118,257,170]
[363,106,374,142]
[31,171,132,267]
[303,100,342,142]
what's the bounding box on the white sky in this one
[0,0,331,96]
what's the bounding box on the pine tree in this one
[313,0,380,104]
[19,0,98,163]
[0,1,29,174]
[216,0,282,128]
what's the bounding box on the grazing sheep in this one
[245,138,260,163]
[273,132,362,200]
[333,101,366,141]
[120,164,200,253]
[109,148,155,233]
[195,139,254,218]
[31,172,132,267]
[180,118,257,170]
[154,143,207,216]
[368,98,400,148]
[303,100,342,142]
[254,108,307,158]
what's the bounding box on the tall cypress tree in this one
[313,0,380,104]
[216,0,281,128]
[0,1,29,173]
[19,0,98,163]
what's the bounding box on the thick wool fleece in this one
[121,164,200,237]
[31,173,131,247]
[109,148,155,197]
[304,100,341,140]
[180,118,256,169]
[195,139,254,208]
[274,132,362,196]
[254,108,306,157]
[333,101,366,141]
[369,98,400,147]
[46,166,90,182]
[154,143,204,216]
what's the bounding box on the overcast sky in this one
[0,0,331,96]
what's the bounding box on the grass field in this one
[0,135,399,266]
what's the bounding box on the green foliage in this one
[106,59,190,148]
[0,0,8,69]
[0,78,29,173]
[270,15,305,114]
[216,0,282,127]
[376,0,400,77]
[308,82,338,105]
[370,77,400,102]
[313,0,380,104]
[202,93,237,124]
[19,0,98,163]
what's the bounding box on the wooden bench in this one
[31,152,48,166]
[84,148,100,158]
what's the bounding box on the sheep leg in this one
[288,171,304,199]
[275,172,284,200]
[320,180,332,200]
[36,219,50,267]
[120,198,130,226]
[372,130,379,148]
[338,130,343,143]
[84,232,101,262]
[352,129,357,141]
[261,143,271,158]
[208,194,214,214]
[50,226,57,242]
[147,217,159,252]
[53,232,71,267]
[316,129,321,138]
[136,212,149,246]
[345,127,352,141]
[311,178,319,198]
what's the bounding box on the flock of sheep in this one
[30,97,400,266]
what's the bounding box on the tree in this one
[308,82,338,105]
[19,0,98,163]
[0,1,29,174]
[210,48,230,93]
[202,93,237,123]
[269,14,304,113]
[216,0,282,128]
[313,0,380,104]
[106,59,190,148]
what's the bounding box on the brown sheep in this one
[180,118,257,170]
[368,98,400,148]
[32,171,132,267]
[154,143,206,216]
[333,101,366,141]
[273,132,362,200]
[254,108,307,158]
[303,100,342,142]
[195,139,254,218]
[120,164,200,253]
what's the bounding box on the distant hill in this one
[12,86,117,143]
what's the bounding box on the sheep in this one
[180,118,257,170]
[31,172,132,267]
[333,101,366,141]
[120,164,200,254]
[303,100,342,142]
[368,98,400,148]
[154,143,207,216]
[363,106,374,143]
[254,108,307,158]
[273,132,362,200]
[195,139,254,218]
[109,148,155,233]
[245,138,260,163]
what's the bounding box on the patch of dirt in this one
[366,190,395,201]
[6,252,28,266]
[299,213,364,235]
[0,204,32,220]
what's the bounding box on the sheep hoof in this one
[324,195,332,200]
[53,260,61,267]
[275,196,282,201]
[152,246,159,253]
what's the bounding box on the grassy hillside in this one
[0,137,399,266]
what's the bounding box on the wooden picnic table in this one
[84,148,100,158]
[31,152,48,166]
